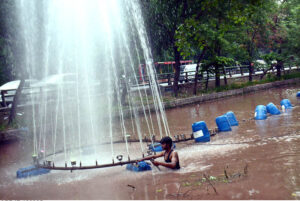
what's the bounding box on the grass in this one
[197,71,300,95]
[158,71,300,104]
[0,119,22,132]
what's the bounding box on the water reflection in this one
[0,84,300,199]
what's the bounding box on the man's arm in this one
[152,151,179,169]
[138,151,164,161]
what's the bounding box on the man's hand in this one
[151,160,160,166]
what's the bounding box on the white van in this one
[179,64,198,82]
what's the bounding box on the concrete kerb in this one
[163,77,300,109]
[122,78,300,118]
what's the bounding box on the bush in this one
[207,71,300,94]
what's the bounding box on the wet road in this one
[0,83,299,199]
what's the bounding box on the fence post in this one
[167,74,171,85]
[240,66,244,76]
[1,91,7,107]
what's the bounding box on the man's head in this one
[160,136,173,150]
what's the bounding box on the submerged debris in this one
[177,163,249,198]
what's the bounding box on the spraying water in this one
[15,0,170,167]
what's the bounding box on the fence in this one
[133,65,300,87]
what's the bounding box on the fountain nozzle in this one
[32,154,38,165]
[147,150,153,156]
[116,155,123,162]
[46,161,52,167]
[180,134,186,140]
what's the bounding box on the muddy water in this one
[0,84,300,199]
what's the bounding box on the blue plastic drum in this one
[266,102,281,115]
[225,111,239,126]
[192,121,210,142]
[17,165,51,179]
[126,161,152,172]
[296,91,300,98]
[149,143,163,152]
[280,99,293,109]
[254,105,267,120]
[215,115,232,132]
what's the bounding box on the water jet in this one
[15,0,171,173]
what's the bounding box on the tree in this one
[141,0,190,97]
[0,0,18,84]
[284,0,300,65]
[176,0,264,89]
[232,0,275,81]
[258,0,300,79]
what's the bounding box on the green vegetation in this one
[173,71,300,100]
[143,0,300,96]
[200,71,300,94]
[0,0,300,95]
[0,116,24,132]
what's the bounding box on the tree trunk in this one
[193,47,207,95]
[8,79,25,126]
[193,63,200,95]
[276,61,283,78]
[215,65,220,87]
[248,62,253,82]
[205,70,209,91]
[260,65,274,80]
[222,66,227,85]
[173,45,181,97]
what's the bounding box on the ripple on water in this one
[176,143,248,173]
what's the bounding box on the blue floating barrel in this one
[225,111,239,126]
[17,165,51,179]
[254,105,267,120]
[192,121,210,142]
[215,115,232,132]
[280,99,293,109]
[266,102,281,115]
[296,91,300,97]
[149,143,163,152]
[126,161,152,172]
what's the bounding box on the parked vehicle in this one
[255,60,267,70]
[30,73,103,103]
[179,65,186,83]
[0,79,38,107]
[179,64,203,83]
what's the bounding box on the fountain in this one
[15,0,170,173]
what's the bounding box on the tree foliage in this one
[141,0,191,96]
[0,0,299,93]
[0,0,18,84]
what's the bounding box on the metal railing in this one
[134,65,300,86]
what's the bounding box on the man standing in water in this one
[140,136,180,170]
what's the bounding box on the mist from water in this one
[16,0,170,166]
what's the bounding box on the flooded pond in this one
[0,83,300,199]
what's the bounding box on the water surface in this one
[0,83,299,199]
